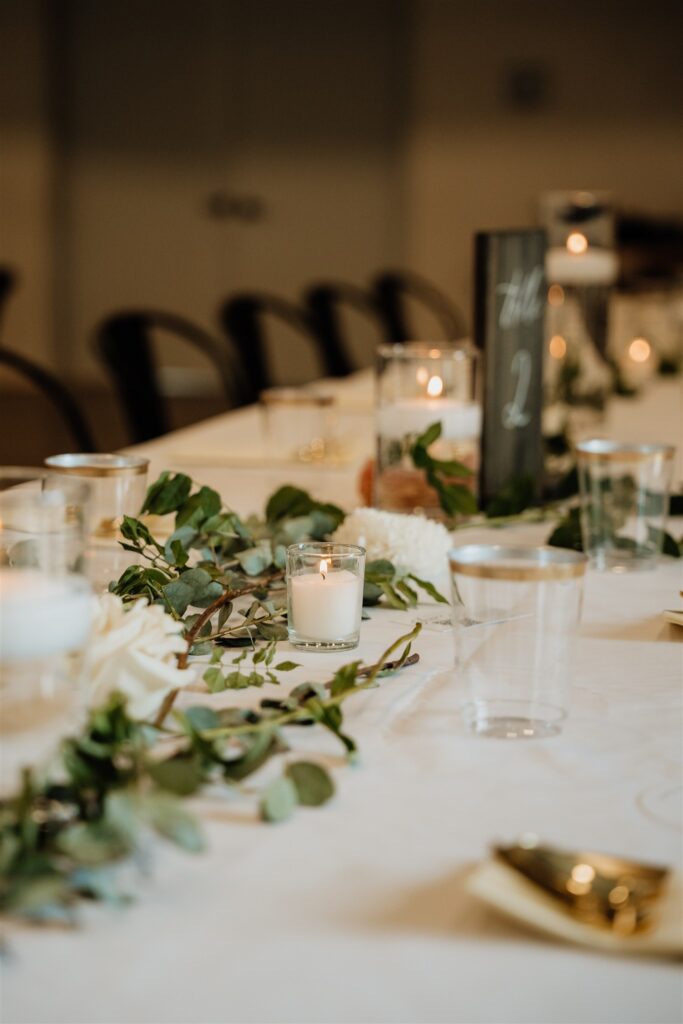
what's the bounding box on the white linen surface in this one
[3,375,682,1024]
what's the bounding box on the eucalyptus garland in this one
[0,472,438,924]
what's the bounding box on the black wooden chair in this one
[371,270,468,344]
[0,345,96,451]
[94,310,245,443]
[303,281,381,375]
[219,293,339,405]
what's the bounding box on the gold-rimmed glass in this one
[575,440,675,572]
[449,544,587,739]
[44,453,149,590]
[260,388,336,463]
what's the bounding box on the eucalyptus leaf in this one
[235,546,270,576]
[259,776,298,823]
[285,761,335,807]
[142,472,193,516]
[142,794,204,853]
[147,756,204,796]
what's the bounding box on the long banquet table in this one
[3,373,683,1024]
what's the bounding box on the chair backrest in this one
[0,345,96,451]
[219,293,336,405]
[0,268,18,337]
[303,282,379,376]
[371,270,468,344]
[95,310,243,443]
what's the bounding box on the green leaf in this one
[285,761,335,807]
[4,876,71,914]
[0,832,20,873]
[362,581,383,606]
[235,546,270,576]
[274,661,300,672]
[203,666,226,692]
[395,579,419,606]
[380,582,408,610]
[163,567,222,615]
[142,472,193,516]
[256,620,288,641]
[148,755,204,796]
[259,776,298,823]
[183,706,221,732]
[547,508,583,552]
[364,559,396,583]
[56,823,130,866]
[217,602,233,630]
[329,661,361,697]
[222,731,282,782]
[142,794,204,853]
[414,420,442,450]
[164,526,197,565]
[175,486,221,528]
[407,574,449,605]
[265,485,344,530]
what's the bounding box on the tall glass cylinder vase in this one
[374,342,481,520]
[541,191,618,453]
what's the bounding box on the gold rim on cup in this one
[259,388,334,408]
[449,544,588,581]
[377,340,474,361]
[44,453,150,477]
[574,440,675,463]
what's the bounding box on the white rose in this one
[85,594,194,720]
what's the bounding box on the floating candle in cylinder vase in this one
[0,472,94,748]
[375,342,481,518]
[0,568,92,664]
[286,544,365,651]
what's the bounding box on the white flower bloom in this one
[85,594,193,720]
[332,508,452,583]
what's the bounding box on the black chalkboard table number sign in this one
[474,229,547,507]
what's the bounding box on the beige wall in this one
[1,0,682,384]
[0,0,55,373]
[404,0,683,327]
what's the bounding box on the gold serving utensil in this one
[495,838,669,936]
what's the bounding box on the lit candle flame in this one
[548,334,567,359]
[319,558,328,579]
[427,375,443,398]
[547,284,564,306]
[628,337,651,363]
[566,232,588,255]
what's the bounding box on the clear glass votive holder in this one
[375,341,481,519]
[450,545,587,739]
[0,472,93,787]
[260,388,336,463]
[0,466,91,574]
[575,440,675,572]
[286,542,365,651]
[45,453,149,590]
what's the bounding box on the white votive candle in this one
[377,399,482,440]
[545,247,618,286]
[0,568,93,663]
[290,568,362,641]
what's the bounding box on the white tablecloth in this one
[3,375,682,1024]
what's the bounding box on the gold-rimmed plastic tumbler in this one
[575,440,675,572]
[450,545,587,739]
